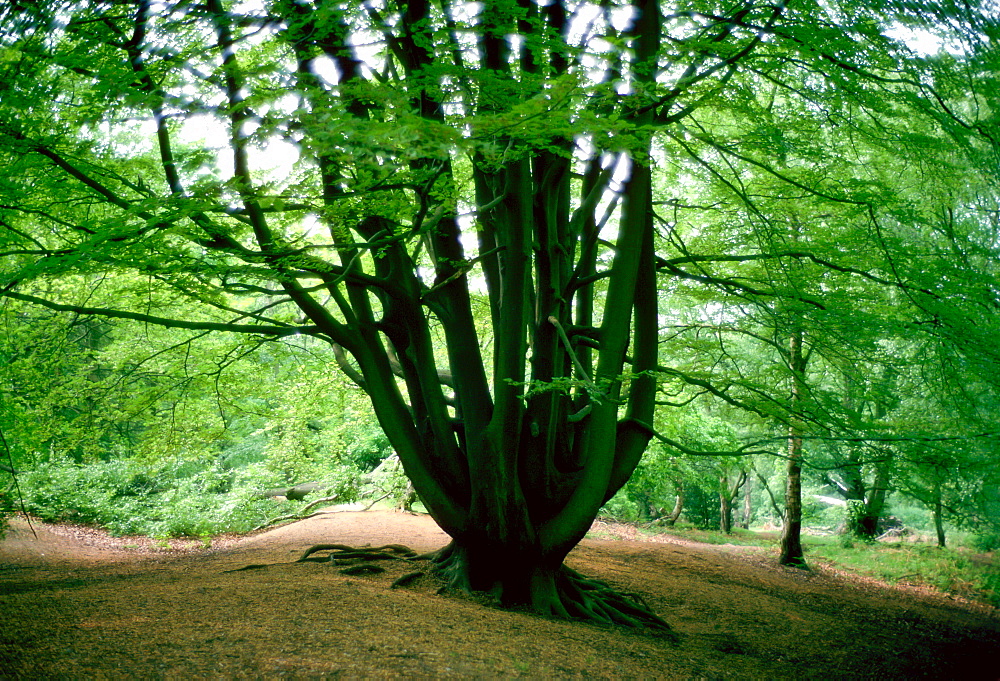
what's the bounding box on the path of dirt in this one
[2,510,999,679]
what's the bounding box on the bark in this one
[426,540,673,633]
[258,482,323,501]
[719,470,747,534]
[741,474,753,530]
[847,456,891,539]
[779,328,807,568]
[757,472,784,525]
[719,480,732,534]
[666,483,685,526]
[779,443,805,566]
[933,481,946,548]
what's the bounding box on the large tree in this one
[0,0,995,629]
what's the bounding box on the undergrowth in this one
[636,524,999,607]
[16,455,362,538]
[642,524,776,547]
[805,539,1000,607]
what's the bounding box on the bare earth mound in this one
[2,510,998,678]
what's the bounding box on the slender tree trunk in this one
[933,480,946,548]
[779,328,808,567]
[779,434,805,566]
[719,473,733,534]
[757,472,783,526]
[665,483,684,526]
[741,473,753,529]
[719,470,747,534]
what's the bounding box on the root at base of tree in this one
[296,543,418,563]
[391,570,427,588]
[223,543,422,573]
[429,545,678,639]
[558,566,676,638]
[227,542,676,637]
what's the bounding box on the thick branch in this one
[2,290,319,337]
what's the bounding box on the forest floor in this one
[1,509,999,679]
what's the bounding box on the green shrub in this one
[809,540,1000,606]
[972,528,1000,552]
[598,488,641,523]
[890,501,934,534]
[681,484,719,529]
[343,429,393,472]
[18,453,364,538]
[646,525,774,547]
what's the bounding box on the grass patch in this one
[806,539,1000,606]
[630,524,999,607]
[642,524,777,547]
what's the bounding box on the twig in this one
[363,491,393,511]
[253,495,341,531]
[298,495,340,515]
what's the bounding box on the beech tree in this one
[1,0,996,629]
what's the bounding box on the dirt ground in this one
[1,509,999,679]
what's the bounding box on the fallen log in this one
[257,482,323,501]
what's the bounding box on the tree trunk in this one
[779,328,808,568]
[757,471,784,526]
[933,481,946,548]
[665,483,684,526]
[719,470,747,534]
[719,474,733,534]
[849,456,891,539]
[779,435,805,566]
[429,538,669,629]
[741,473,753,530]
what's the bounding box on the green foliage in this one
[339,422,393,473]
[18,453,362,537]
[804,497,847,530]
[0,476,14,537]
[598,488,643,523]
[808,540,1000,607]
[0,288,389,538]
[679,484,721,530]
[971,529,1000,553]
[614,409,756,529]
[361,454,418,510]
[645,524,776,548]
[844,500,878,540]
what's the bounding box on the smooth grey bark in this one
[779,328,807,567]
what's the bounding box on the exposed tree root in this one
[296,543,417,563]
[224,543,421,574]
[428,544,677,638]
[338,564,385,575]
[556,566,676,637]
[221,563,274,573]
[391,570,427,588]
[226,541,675,637]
